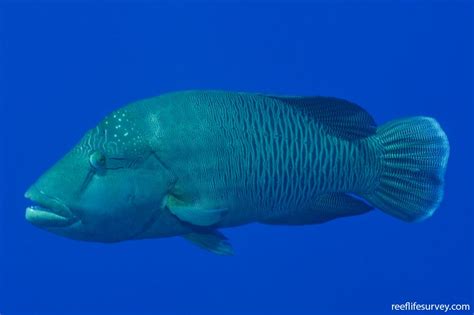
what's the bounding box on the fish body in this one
[25,90,450,254]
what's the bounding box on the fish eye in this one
[89,151,106,169]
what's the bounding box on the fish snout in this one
[24,185,78,228]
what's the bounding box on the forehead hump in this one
[78,107,147,156]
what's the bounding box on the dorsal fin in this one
[267,95,377,139]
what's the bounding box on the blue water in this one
[0,2,472,315]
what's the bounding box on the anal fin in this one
[262,193,373,225]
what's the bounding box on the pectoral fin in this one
[183,230,234,256]
[167,195,228,226]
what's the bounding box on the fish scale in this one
[156,91,373,223]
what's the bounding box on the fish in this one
[24,90,450,255]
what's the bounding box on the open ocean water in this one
[0,1,472,315]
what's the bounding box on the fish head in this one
[25,107,177,242]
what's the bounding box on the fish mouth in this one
[25,186,79,228]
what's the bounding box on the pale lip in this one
[24,186,79,228]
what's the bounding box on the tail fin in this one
[362,117,449,222]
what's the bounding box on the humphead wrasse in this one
[25,91,450,255]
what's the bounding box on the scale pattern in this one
[179,91,378,220]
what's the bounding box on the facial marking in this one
[76,108,147,157]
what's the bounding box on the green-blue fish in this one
[25,90,450,255]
